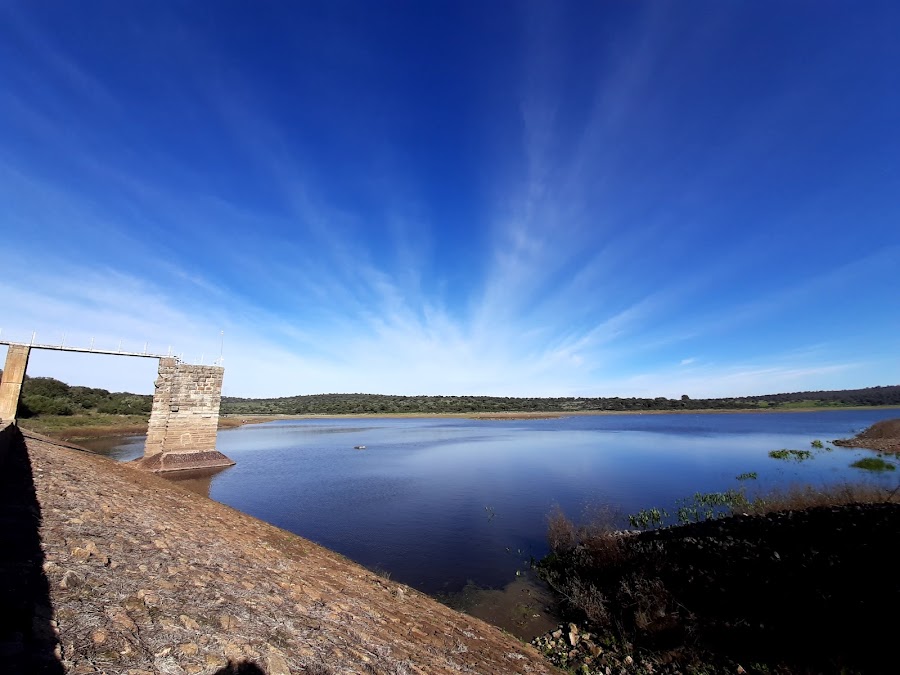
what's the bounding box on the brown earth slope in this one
[834,418,900,453]
[2,427,557,675]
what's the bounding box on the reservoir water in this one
[95,409,899,600]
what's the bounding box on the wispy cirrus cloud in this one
[2,2,898,400]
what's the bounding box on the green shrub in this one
[19,394,73,416]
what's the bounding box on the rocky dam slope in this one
[0,426,557,675]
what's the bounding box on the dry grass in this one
[548,504,625,568]
[855,418,900,439]
[741,482,899,515]
[19,413,149,437]
[544,507,628,630]
[19,413,279,441]
[546,506,577,554]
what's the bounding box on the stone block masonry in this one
[137,358,235,472]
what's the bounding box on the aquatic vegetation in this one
[769,449,813,461]
[675,489,750,524]
[627,507,668,530]
[850,457,896,472]
[811,439,824,449]
[736,471,758,480]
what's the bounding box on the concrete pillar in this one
[0,345,31,424]
[138,358,234,472]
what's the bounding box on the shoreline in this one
[223,404,900,422]
[21,404,900,441]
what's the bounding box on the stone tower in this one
[136,358,234,472]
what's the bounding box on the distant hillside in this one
[221,385,900,415]
[8,375,152,418]
[4,373,897,418]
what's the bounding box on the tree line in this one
[9,375,152,417]
[220,385,900,416]
[3,372,898,418]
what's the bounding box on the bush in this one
[19,394,73,416]
[22,376,70,399]
[547,507,577,554]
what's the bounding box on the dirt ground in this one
[2,428,557,675]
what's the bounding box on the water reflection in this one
[77,434,146,462]
[162,466,233,498]
[206,409,900,598]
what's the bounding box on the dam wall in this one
[22,432,554,674]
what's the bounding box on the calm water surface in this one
[98,410,900,597]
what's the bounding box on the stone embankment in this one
[2,427,558,675]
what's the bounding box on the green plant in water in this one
[627,507,668,530]
[769,449,812,461]
[811,439,824,449]
[675,489,750,524]
[850,457,896,472]
[735,471,758,480]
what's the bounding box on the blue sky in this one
[1,1,898,398]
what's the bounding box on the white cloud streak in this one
[2,5,897,400]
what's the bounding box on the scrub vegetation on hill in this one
[3,373,899,420]
[219,385,900,415]
[12,375,152,418]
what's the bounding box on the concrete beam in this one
[0,345,31,424]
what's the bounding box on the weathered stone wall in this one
[0,345,31,424]
[144,359,225,459]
